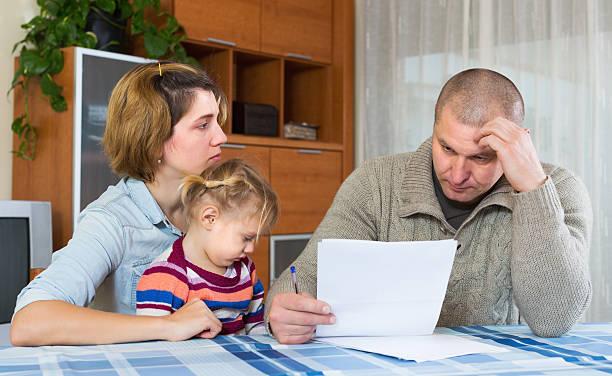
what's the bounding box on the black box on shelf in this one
[232,102,278,137]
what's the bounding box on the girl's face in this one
[197,206,261,269]
[161,89,227,177]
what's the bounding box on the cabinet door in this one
[270,149,341,234]
[261,0,332,63]
[174,0,261,51]
[220,144,270,180]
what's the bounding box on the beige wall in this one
[0,1,38,199]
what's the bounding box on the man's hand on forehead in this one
[475,117,547,193]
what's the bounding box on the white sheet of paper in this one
[316,239,457,337]
[317,333,508,362]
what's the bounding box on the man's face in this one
[432,107,504,204]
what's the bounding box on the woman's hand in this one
[162,298,222,341]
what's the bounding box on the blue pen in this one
[290,265,299,294]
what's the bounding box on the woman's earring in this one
[157,159,162,164]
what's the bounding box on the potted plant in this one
[10,0,197,160]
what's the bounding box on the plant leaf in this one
[94,0,116,14]
[45,1,60,17]
[83,31,98,48]
[46,49,64,75]
[131,10,144,34]
[10,66,24,89]
[144,32,168,58]
[50,94,67,112]
[20,49,50,76]
[119,0,132,19]
[165,15,179,34]
[40,74,62,97]
[11,115,25,136]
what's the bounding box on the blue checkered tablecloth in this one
[1,323,611,375]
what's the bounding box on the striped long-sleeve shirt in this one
[136,237,264,335]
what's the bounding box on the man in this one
[264,68,592,344]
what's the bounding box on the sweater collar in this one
[397,138,514,220]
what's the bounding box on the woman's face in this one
[162,89,227,177]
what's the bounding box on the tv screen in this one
[0,218,30,323]
[270,234,311,283]
[79,54,142,211]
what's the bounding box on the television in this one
[0,201,52,323]
[269,234,311,284]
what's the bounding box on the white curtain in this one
[356,0,612,322]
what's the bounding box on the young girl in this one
[136,159,278,336]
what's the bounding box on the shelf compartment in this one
[284,60,334,143]
[183,41,232,133]
[232,51,283,136]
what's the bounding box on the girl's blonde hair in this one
[103,62,228,183]
[180,159,279,237]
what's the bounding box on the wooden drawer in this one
[261,0,332,63]
[270,148,341,234]
[174,0,261,51]
[220,144,270,180]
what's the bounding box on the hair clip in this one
[158,62,162,76]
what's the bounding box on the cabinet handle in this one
[286,52,313,61]
[207,37,237,47]
[297,149,322,155]
[221,143,246,149]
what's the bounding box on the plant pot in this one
[86,7,128,53]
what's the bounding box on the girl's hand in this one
[162,298,222,341]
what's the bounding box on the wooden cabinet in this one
[261,0,332,63]
[174,0,332,63]
[220,144,271,179]
[219,145,343,235]
[14,1,354,288]
[270,149,342,234]
[174,0,261,51]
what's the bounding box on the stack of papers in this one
[315,239,506,361]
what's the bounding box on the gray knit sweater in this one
[265,139,593,337]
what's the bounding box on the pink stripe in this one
[137,303,173,312]
[191,280,254,294]
[245,312,264,323]
[221,319,246,334]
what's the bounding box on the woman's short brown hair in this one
[103,62,227,182]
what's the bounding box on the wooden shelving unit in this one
[13,0,354,292]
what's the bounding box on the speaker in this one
[232,102,278,137]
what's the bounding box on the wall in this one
[0,1,38,199]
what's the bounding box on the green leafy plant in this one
[10,0,197,159]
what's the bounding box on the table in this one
[1,323,611,375]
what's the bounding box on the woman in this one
[11,62,228,345]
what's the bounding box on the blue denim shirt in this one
[15,178,181,315]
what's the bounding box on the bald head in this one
[434,68,524,127]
